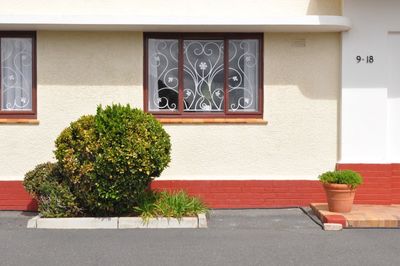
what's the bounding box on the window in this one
[0,32,36,119]
[144,33,263,118]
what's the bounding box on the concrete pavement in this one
[0,208,399,266]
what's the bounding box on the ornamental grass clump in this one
[318,170,363,189]
[134,190,208,221]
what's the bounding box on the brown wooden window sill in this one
[0,119,40,125]
[157,118,267,125]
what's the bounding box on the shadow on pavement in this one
[208,208,322,230]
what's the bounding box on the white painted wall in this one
[0,0,342,17]
[341,0,400,163]
[0,0,348,32]
[387,33,400,161]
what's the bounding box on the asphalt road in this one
[0,209,399,266]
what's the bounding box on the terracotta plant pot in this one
[323,183,356,213]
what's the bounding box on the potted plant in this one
[318,170,363,213]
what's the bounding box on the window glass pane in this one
[228,40,259,112]
[1,38,32,111]
[184,40,224,112]
[148,39,179,112]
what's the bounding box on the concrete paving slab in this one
[27,215,39,228]
[36,217,118,229]
[27,214,206,229]
[119,217,198,229]
[311,203,400,228]
[198,213,207,228]
[323,223,343,231]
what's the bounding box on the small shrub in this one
[24,162,81,218]
[134,190,208,220]
[318,170,363,189]
[54,104,171,216]
[54,115,99,214]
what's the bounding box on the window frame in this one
[0,31,37,119]
[143,32,263,119]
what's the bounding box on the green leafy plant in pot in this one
[318,170,363,213]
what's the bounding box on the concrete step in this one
[311,203,400,228]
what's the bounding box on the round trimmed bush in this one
[54,104,171,216]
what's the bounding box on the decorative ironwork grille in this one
[1,38,33,111]
[145,33,262,118]
[148,39,179,112]
[228,40,259,112]
[184,40,224,112]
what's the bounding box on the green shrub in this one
[134,190,208,220]
[23,162,81,218]
[318,170,363,189]
[55,104,171,216]
[54,115,99,214]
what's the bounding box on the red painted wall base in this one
[336,163,400,205]
[151,180,325,208]
[151,163,400,208]
[0,181,37,211]
[1,163,399,210]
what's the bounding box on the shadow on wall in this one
[38,31,143,86]
[306,0,342,16]
[265,33,340,100]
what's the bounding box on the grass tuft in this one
[134,190,208,221]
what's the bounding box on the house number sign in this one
[356,55,374,64]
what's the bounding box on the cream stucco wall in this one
[0,31,143,180]
[162,33,339,180]
[0,31,339,181]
